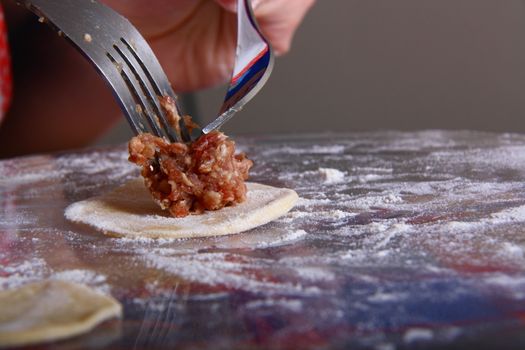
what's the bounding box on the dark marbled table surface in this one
[2,131,525,349]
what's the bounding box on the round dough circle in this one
[0,280,122,347]
[65,180,299,239]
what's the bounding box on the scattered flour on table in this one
[0,258,49,290]
[355,174,389,183]
[483,274,525,289]
[6,134,525,347]
[51,269,111,294]
[0,258,110,294]
[255,230,308,248]
[58,150,130,174]
[496,242,524,261]
[293,267,335,282]
[310,145,346,154]
[263,145,346,156]
[296,197,332,207]
[362,223,414,250]
[403,328,434,343]
[367,290,408,303]
[482,273,525,299]
[0,150,133,186]
[317,168,346,184]
[132,298,169,312]
[0,170,65,185]
[114,235,184,245]
[0,156,63,185]
[279,167,347,184]
[245,298,303,312]
[136,250,323,296]
[110,166,525,294]
[341,192,404,210]
[489,204,525,223]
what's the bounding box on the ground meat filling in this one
[128,131,253,217]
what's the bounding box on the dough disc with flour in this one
[0,280,122,347]
[65,179,299,239]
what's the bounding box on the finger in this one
[214,0,315,55]
[102,0,199,37]
[254,0,315,55]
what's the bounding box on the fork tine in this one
[108,42,172,141]
[121,26,193,143]
[103,53,150,136]
[115,37,186,143]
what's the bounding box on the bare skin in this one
[0,0,314,158]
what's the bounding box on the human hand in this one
[0,0,314,156]
[103,0,315,92]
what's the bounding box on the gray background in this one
[97,0,525,144]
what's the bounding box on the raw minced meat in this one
[128,131,253,217]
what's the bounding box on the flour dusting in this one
[403,328,434,343]
[3,131,525,349]
[51,269,110,294]
[0,258,49,291]
[317,168,346,184]
[255,229,308,248]
[0,259,110,295]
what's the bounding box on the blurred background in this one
[9,1,525,147]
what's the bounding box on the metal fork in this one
[17,0,191,143]
[203,0,274,134]
[18,0,273,141]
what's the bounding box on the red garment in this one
[0,5,12,121]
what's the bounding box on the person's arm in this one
[0,2,121,158]
[0,0,315,158]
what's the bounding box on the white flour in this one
[138,250,323,296]
[244,298,303,312]
[3,131,525,349]
[317,168,346,184]
[255,229,308,248]
[263,144,346,156]
[403,328,434,343]
[0,258,49,291]
[51,269,111,294]
[0,258,110,295]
